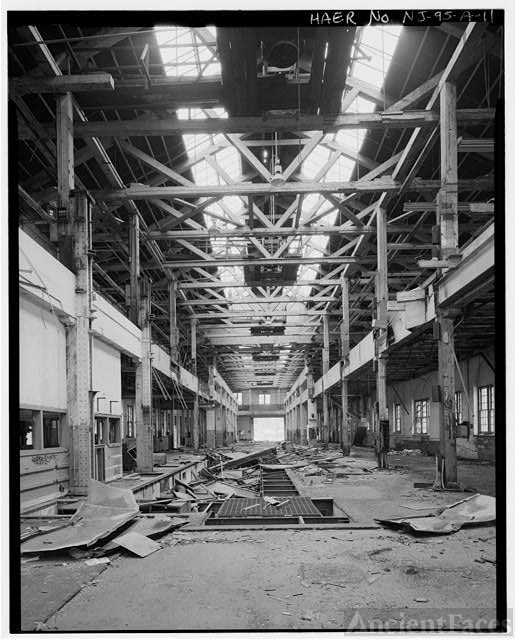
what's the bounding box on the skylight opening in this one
[296,25,402,292]
[154,26,221,79]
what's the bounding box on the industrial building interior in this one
[11,13,504,633]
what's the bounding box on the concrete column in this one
[135,281,154,471]
[322,313,330,443]
[67,194,93,494]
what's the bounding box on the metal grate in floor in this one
[216,497,321,518]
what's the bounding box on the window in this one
[258,393,271,405]
[43,413,61,448]
[236,392,243,405]
[94,418,106,445]
[20,409,35,450]
[108,418,121,444]
[455,391,463,425]
[478,385,495,433]
[126,404,134,438]
[20,409,64,450]
[395,405,402,432]
[414,399,429,434]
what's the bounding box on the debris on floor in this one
[21,479,139,554]
[101,515,185,552]
[376,494,495,535]
[111,531,161,557]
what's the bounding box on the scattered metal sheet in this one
[102,516,185,552]
[217,446,277,470]
[21,479,139,554]
[112,532,161,557]
[207,481,259,499]
[376,494,495,535]
[21,517,74,542]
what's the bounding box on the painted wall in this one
[387,348,495,460]
[93,339,122,416]
[20,296,67,412]
[92,293,141,359]
[92,338,123,481]
[19,229,76,318]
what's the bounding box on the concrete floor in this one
[18,446,499,632]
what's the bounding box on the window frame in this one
[478,384,495,433]
[454,390,463,425]
[414,399,429,435]
[126,404,134,438]
[393,403,401,433]
[258,393,271,405]
[108,417,121,445]
[20,408,66,451]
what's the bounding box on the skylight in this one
[294,25,402,295]
[153,25,402,380]
[154,26,221,78]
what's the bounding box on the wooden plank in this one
[56,93,74,210]
[95,176,398,200]
[386,72,443,112]
[118,141,193,187]
[225,134,272,182]
[10,72,115,96]
[23,108,494,139]
[163,255,370,269]
[439,81,459,260]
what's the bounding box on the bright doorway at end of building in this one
[253,417,284,442]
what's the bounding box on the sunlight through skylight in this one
[154,25,402,374]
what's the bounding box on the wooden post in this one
[67,193,93,494]
[190,317,199,450]
[168,279,179,363]
[56,93,74,268]
[190,318,197,374]
[437,313,457,485]
[129,212,140,326]
[340,277,350,455]
[437,81,459,486]
[439,82,459,261]
[322,313,330,443]
[375,206,389,469]
[135,279,154,471]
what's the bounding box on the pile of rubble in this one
[272,443,378,481]
[19,445,278,562]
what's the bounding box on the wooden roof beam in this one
[18,108,494,139]
[10,72,115,96]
